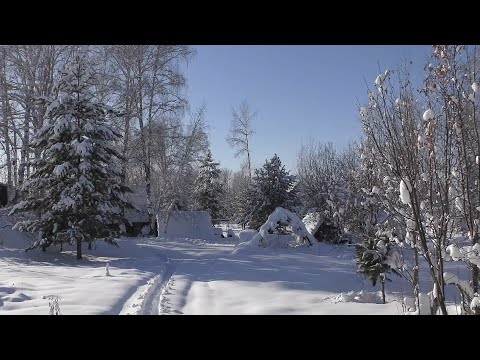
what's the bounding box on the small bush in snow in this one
[356,238,400,304]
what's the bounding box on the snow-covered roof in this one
[124,185,149,223]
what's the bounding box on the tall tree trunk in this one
[413,245,420,313]
[0,51,12,188]
[472,232,479,295]
[246,139,252,182]
[76,237,82,260]
[120,112,130,222]
[381,274,386,304]
[19,89,31,187]
[76,66,83,260]
[473,260,479,295]
[136,76,155,235]
[12,122,18,187]
[1,85,12,188]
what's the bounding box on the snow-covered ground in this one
[148,239,400,315]
[0,212,469,315]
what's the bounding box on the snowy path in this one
[121,239,405,315]
[136,261,176,315]
[6,210,390,315]
[118,239,233,315]
[1,218,469,315]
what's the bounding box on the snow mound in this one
[156,211,214,240]
[237,207,316,249]
[334,290,382,304]
[238,229,258,242]
[302,211,323,236]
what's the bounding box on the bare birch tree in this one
[227,99,255,181]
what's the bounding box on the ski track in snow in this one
[122,260,176,315]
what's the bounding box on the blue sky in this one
[184,45,431,173]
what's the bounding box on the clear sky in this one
[184,45,431,173]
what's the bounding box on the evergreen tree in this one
[10,55,133,260]
[194,149,223,220]
[356,238,400,304]
[246,154,296,229]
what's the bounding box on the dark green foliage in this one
[356,238,400,303]
[314,219,342,244]
[356,238,400,304]
[356,239,392,286]
[10,55,133,259]
[194,149,223,219]
[246,154,297,230]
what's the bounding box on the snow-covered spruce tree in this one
[10,55,133,260]
[194,149,223,220]
[246,154,296,230]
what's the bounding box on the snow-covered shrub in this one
[297,142,362,245]
[241,207,316,248]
